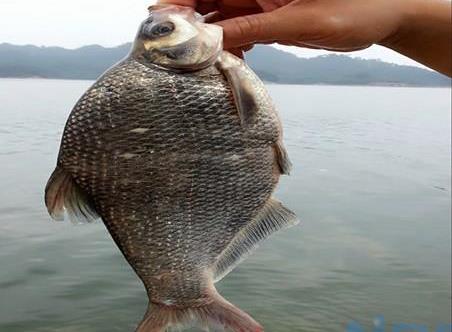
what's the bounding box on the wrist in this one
[378,0,451,76]
[378,0,415,49]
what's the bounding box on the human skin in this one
[157,0,451,76]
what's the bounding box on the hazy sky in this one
[0,0,424,68]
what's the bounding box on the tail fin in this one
[136,290,263,332]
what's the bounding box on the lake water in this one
[0,79,450,332]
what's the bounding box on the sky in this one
[0,0,425,68]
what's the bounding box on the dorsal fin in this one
[216,51,259,127]
[45,166,99,223]
[212,199,299,282]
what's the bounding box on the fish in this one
[44,4,299,332]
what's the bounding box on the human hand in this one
[157,0,404,52]
[157,0,452,76]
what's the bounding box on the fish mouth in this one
[154,36,223,73]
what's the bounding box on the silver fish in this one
[45,5,299,332]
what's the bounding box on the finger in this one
[197,2,218,15]
[256,0,280,12]
[216,12,279,49]
[223,44,254,57]
[202,11,223,23]
[157,0,196,6]
[218,4,263,18]
[228,48,245,59]
[277,40,322,49]
[242,44,254,52]
[273,0,293,6]
[220,0,261,8]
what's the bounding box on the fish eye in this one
[151,22,175,37]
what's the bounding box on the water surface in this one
[0,79,450,331]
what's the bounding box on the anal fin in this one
[213,199,299,282]
[44,166,99,223]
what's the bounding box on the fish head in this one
[132,5,223,71]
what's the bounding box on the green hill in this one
[0,43,449,86]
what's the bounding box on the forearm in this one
[380,0,451,76]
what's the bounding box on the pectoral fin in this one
[45,166,99,223]
[216,52,259,126]
[213,198,299,282]
[274,140,292,175]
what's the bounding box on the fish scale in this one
[45,7,298,331]
[58,58,276,301]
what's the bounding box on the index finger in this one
[156,0,219,15]
[157,0,197,7]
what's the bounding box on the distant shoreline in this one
[1,76,449,88]
[1,43,449,87]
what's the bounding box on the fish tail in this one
[136,290,263,332]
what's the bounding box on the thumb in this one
[216,12,281,49]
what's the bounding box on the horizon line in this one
[0,42,428,69]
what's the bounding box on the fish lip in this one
[148,36,223,73]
